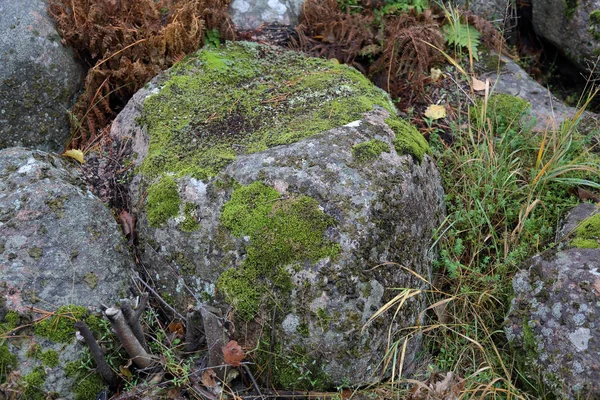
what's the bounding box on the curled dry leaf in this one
[118,210,135,239]
[472,76,487,92]
[201,368,218,388]
[62,149,85,164]
[222,340,245,367]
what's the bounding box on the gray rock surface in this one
[479,54,583,131]
[0,147,133,312]
[506,206,600,399]
[229,0,303,29]
[0,147,135,399]
[110,42,445,387]
[452,0,513,23]
[532,0,600,72]
[0,0,84,152]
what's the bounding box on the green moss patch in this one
[22,366,47,400]
[34,305,90,343]
[146,175,180,227]
[352,139,390,163]
[218,182,339,320]
[386,118,430,163]
[570,212,600,248]
[138,42,395,227]
[589,10,600,40]
[471,93,531,135]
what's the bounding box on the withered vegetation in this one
[294,0,506,103]
[48,0,234,149]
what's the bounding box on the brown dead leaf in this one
[118,210,135,240]
[222,340,245,367]
[168,321,185,335]
[167,387,181,399]
[202,368,218,388]
[575,187,600,203]
[472,77,487,91]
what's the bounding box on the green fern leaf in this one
[443,23,481,60]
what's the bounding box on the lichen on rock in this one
[112,41,445,387]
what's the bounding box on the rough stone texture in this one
[0,0,84,152]
[479,54,584,131]
[557,203,600,243]
[229,0,304,30]
[110,42,445,387]
[452,0,513,23]
[0,147,135,399]
[506,206,600,399]
[0,147,133,312]
[532,0,600,72]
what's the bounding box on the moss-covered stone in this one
[218,181,339,320]
[386,118,430,163]
[180,203,200,232]
[39,349,60,368]
[352,139,390,163]
[34,305,88,343]
[146,174,180,227]
[589,10,600,40]
[565,0,578,19]
[22,366,47,400]
[570,212,600,248]
[137,42,397,227]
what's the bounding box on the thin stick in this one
[74,321,118,387]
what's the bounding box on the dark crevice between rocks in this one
[512,0,600,111]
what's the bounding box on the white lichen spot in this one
[573,313,586,326]
[17,157,37,174]
[552,303,562,319]
[344,120,362,127]
[569,327,592,351]
[282,313,300,335]
[184,178,207,202]
[262,156,275,165]
[573,360,584,374]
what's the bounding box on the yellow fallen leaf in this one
[430,68,443,82]
[424,104,447,120]
[472,77,487,91]
[62,149,84,164]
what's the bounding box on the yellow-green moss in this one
[22,366,46,400]
[34,305,88,343]
[138,42,395,227]
[565,0,578,19]
[589,10,600,40]
[570,213,600,248]
[266,343,331,390]
[352,139,390,163]
[218,181,340,320]
[386,118,430,163]
[73,372,104,400]
[0,342,17,383]
[146,175,180,227]
[471,93,531,134]
[39,349,59,368]
[180,203,200,232]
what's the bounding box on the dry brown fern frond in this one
[48,0,234,149]
[368,12,444,100]
[294,0,375,70]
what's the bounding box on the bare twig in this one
[105,307,154,369]
[74,321,118,387]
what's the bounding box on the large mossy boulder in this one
[0,0,84,151]
[0,147,134,399]
[111,42,445,388]
[506,204,600,399]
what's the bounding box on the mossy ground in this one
[570,212,600,248]
[471,93,531,135]
[218,181,340,320]
[34,305,101,343]
[136,42,428,228]
[386,117,430,162]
